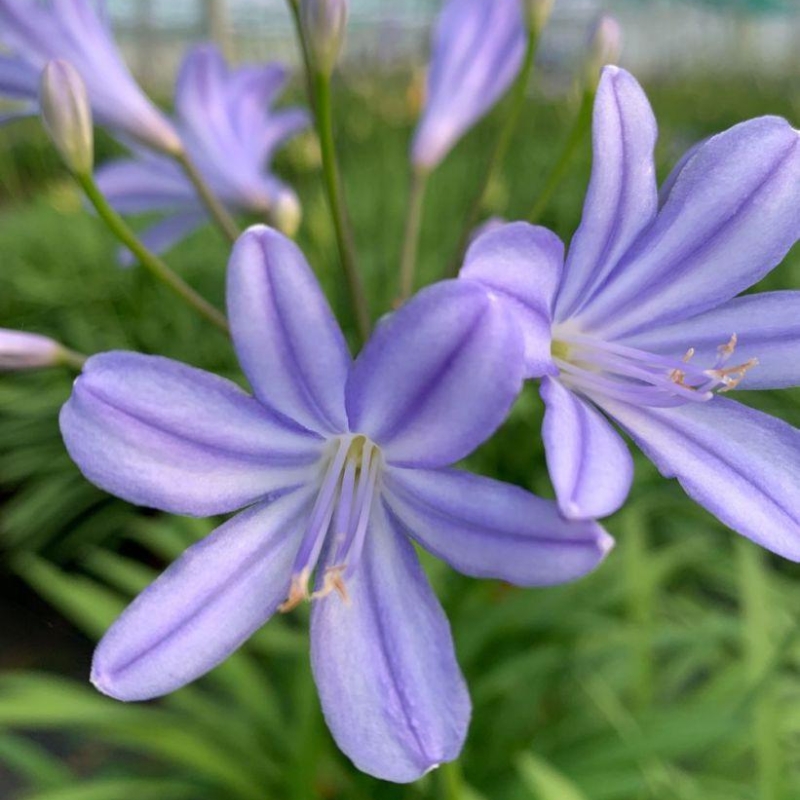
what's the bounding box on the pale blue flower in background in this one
[461,66,800,559]
[411,0,526,172]
[96,44,309,260]
[0,0,181,153]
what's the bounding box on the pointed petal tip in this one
[559,499,583,520]
[90,658,133,703]
[555,499,616,557]
[599,528,616,556]
[420,761,443,779]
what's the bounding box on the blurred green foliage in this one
[1,70,800,800]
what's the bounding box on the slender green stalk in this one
[622,509,654,712]
[56,346,88,371]
[174,149,240,243]
[439,760,464,800]
[398,168,429,301]
[76,172,229,333]
[285,0,317,113]
[287,0,369,340]
[446,28,539,277]
[527,87,594,223]
[737,538,782,800]
[313,70,371,342]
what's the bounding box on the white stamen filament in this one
[280,434,382,612]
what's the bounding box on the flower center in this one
[551,329,758,408]
[279,434,382,612]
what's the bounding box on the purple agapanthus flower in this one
[411,0,526,172]
[0,0,180,153]
[96,45,309,260]
[59,225,612,782]
[461,65,800,559]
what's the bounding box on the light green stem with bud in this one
[173,149,241,243]
[287,0,369,342]
[76,172,229,334]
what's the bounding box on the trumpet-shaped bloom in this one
[411,0,526,171]
[461,66,800,559]
[0,0,180,153]
[96,45,309,260]
[60,225,612,782]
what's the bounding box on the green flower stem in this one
[286,0,317,114]
[313,70,371,342]
[737,538,782,800]
[447,27,540,277]
[76,172,229,334]
[173,149,240,243]
[622,509,654,712]
[56,346,88,372]
[527,86,594,223]
[439,760,465,800]
[398,168,429,301]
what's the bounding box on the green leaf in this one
[0,674,270,800]
[12,554,126,639]
[0,732,73,789]
[517,753,590,800]
[19,777,200,800]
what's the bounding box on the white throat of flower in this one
[551,328,758,407]
[279,434,382,613]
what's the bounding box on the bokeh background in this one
[2,1,800,798]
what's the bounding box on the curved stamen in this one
[553,330,758,407]
[556,359,708,407]
[316,442,381,603]
[280,436,352,612]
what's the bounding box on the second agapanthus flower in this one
[462,66,800,559]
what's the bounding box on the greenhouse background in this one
[3,0,800,798]
[109,0,800,88]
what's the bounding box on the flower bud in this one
[0,329,64,372]
[526,0,554,35]
[270,190,303,239]
[39,59,94,176]
[301,0,348,77]
[584,15,622,90]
